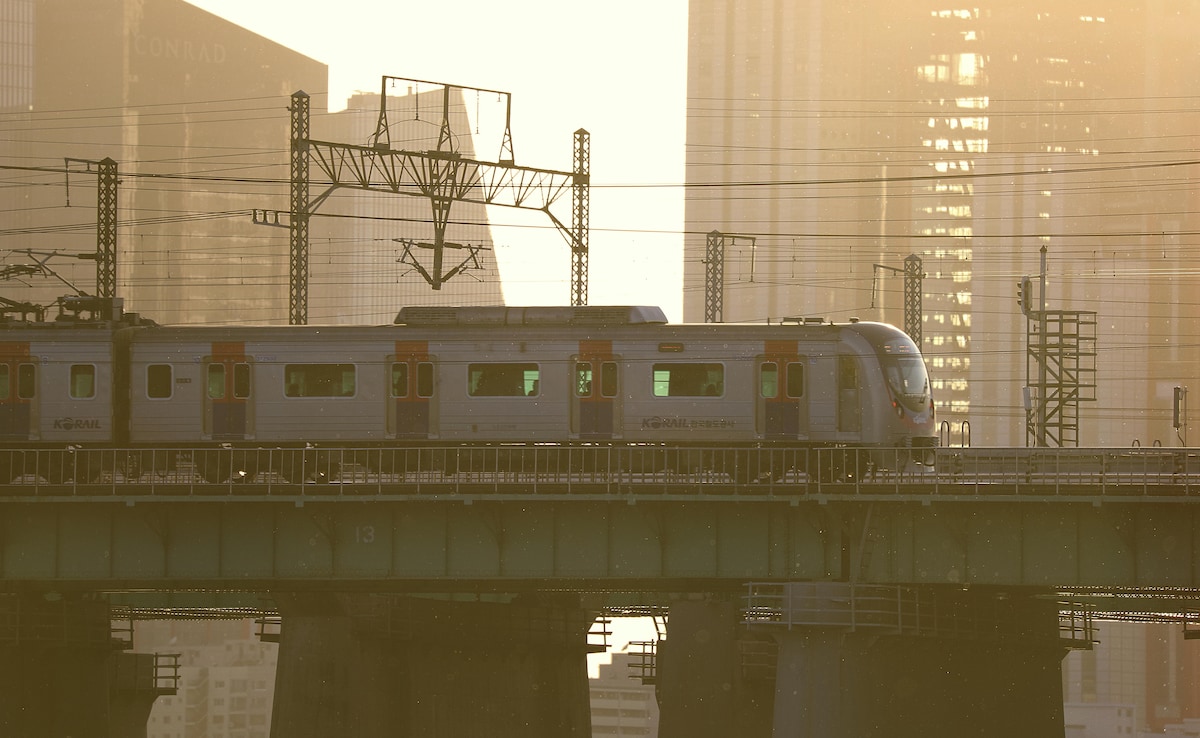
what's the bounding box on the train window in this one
[208,364,225,399]
[147,364,173,399]
[17,363,35,399]
[416,362,434,398]
[469,363,538,397]
[575,362,593,397]
[233,363,251,399]
[69,365,95,399]
[786,362,805,398]
[0,365,8,399]
[601,362,618,398]
[652,363,723,397]
[390,363,408,397]
[760,363,778,398]
[284,364,356,398]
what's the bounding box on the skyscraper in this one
[683,1,1200,446]
[0,0,503,326]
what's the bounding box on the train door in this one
[0,342,35,440]
[571,340,620,439]
[203,342,253,441]
[757,341,808,438]
[838,355,862,433]
[387,341,434,438]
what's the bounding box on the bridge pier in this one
[0,593,116,738]
[657,585,1070,738]
[656,599,775,738]
[270,593,595,738]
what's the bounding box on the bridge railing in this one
[0,445,1194,497]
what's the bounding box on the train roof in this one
[394,305,669,327]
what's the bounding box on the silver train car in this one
[0,305,936,483]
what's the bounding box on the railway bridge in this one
[1,444,1197,737]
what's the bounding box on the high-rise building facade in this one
[137,620,277,738]
[683,1,1200,446]
[0,0,503,326]
[590,653,660,736]
[1063,621,1200,734]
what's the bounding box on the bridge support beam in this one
[0,594,117,738]
[270,593,594,738]
[657,586,1070,738]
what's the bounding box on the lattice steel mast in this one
[701,231,757,323]
[903,254,923,347]
[288,93,310,326]
[95,158,118,301]
[703,231,725,323]
[571,130,590,307]
[870,256,926,344]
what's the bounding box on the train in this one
[0,300,936,484]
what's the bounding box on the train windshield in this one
[883,356,930,411]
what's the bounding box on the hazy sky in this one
[186,0,689,319]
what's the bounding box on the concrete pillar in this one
[0,594,115,738]
[270,593,593,738]
[771,630,1067,737]
[766,584,1070,737]
[656,587,1070,738]
[656,600,774,738]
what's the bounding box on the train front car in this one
[841,321,937,472]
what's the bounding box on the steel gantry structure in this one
[286,84,590,324]
[1019,246,1098,447]
[703,232,923,340]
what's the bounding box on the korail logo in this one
[54,417,102,431]
[641,416,734,430]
